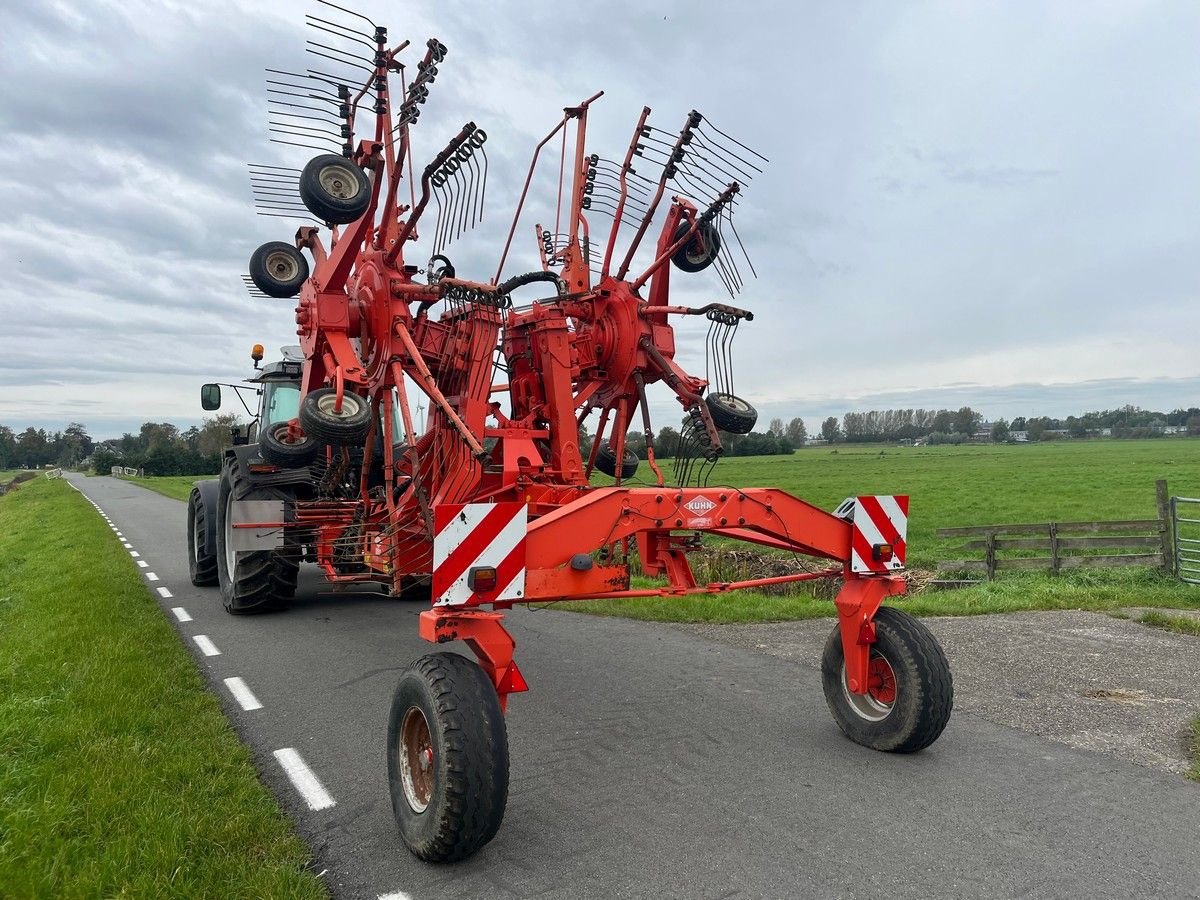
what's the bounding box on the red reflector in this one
[872,543,893,562]
[468,566,498,592]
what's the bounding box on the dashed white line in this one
[224,677,264,711]
[193,635,221,657]
[146,572,160,582]
[156,585,172,597]
[136,560,148,569]
[171,606,191,621]
[273,748,336,811]
[129,550,140,558]
[122,542,132,548]
[379,892,414,900]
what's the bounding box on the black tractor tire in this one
[387,652,509,863]
[214,458,299,615]
[259,421,319,468]
[299,153,371,224]
[187,488,218,587]
[705,392,758,435]
[249,241,309,298]
[594,442,639,479]
[821,606,953,753]
[670,221,721,273]
[299,387,372,446]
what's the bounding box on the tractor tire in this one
[214,459,299,615]
[187,488,218,587]
[670,221,721,273]
[249,241,309,298]
[387,652,509,863]
[259,421,319,468]
[299,153,371,224]
[594,442,639,479]
[821,606,953,753]
[299,387,372,446]
[705,392,758,434]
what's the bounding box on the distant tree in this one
[953,406,982,436]
[1187,415,1200,437]
[91,448,120,474]
[1010,416,1027,431]
[768,417,784,438]
[821,416,841,443]
[1026,419,1047,441]
[990,419,1010,443]
[623,431,647,459]
[785,417,807,447]
[655,425,680,457]
[57,422,93,467]
[0,425,15,469]
[931,410,955,433]
[16,427,51,468]
[198,414,243,457]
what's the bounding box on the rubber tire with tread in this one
[387,652,509,863]
[187,489,218,586]
[249,241,309,298]
[705,392,758,434]
[299,387,372,446]
[670,221,721,273]
[821,606,953,753]
[298,154,371,224]
[594,442,639,479]
[259,421,319,467]
[215,459,299,614]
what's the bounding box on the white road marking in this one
[136,560,148,569]
[379,892,414,900]
[129,550,140,558]
[156,586,172,598]
[224,677,264,711]
[193,635,221,657]
[273,748,336,811]
[146,572,159,582]
[122,542,132,548]
[171,606,191,621]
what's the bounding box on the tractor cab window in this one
[262,381,301,429]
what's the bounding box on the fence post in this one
[1049,522,1060,574]
[1156,478,1173,572]
[985,532,997,581]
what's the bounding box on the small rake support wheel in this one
[299,388,372,446]
[594,442,639,479]
[821,606,953,753]
[299,154,371,224]
[249,241,309,298]
[259,421,319,467]
[387,652,510,863]
[705,392,758,434]
[670,221,721,273]
[187,488,218,587]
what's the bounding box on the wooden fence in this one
[936,479,1173,580]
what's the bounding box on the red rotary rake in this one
[230,1,953,862]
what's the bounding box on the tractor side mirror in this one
[201,383,222,410]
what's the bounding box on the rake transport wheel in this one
[299,387,372,446]
[821,606,953,753]
[249,241,309,298]
[214,459,299,614]
[705,392,758,434]
[259,421,319,468]
[187,488,218,587]
[670,221,721,273]
[299,154,372,224]
[387,652,510,863]
[594,442,640,479]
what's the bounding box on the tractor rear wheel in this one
[387,652,509,862]
[821,606,953,753]
[187,489,218,587]
[705,392,758,434]
[299,387,372,446]
[214,459,299,614]
[594,442,639,479]
[259,421,319,467]
[299,154,371,224]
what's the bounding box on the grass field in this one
[0,478,327,899]
[132,474,211,502]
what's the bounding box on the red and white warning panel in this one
[432,502,528,607]
[848,495,909,574]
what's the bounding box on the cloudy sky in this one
[2,0,1197,439]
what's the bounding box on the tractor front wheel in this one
[821,606,953,753]
[387,652,509,863]
[187,488,218,586]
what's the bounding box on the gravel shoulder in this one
[678,607,1200,776]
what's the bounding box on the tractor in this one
[210,2,954,863]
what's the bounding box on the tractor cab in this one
[200,344,303,444]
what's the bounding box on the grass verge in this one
[1189,717,1200,783]
[1137,610,1200,637]
[0,478,327,899]
[119,474,210,502]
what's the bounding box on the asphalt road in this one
[68,474,1200,900]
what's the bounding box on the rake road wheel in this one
[259,421,319,468]
[705,392,758,434]
[214,459,298,615]
[387,652,509,863]
[187,489,218,587]
[299,387,372,446]
[670,221,721,273]
[299,154,371,224]
[595,442,639,479]
[821,606,953,753]
[249,241,309,298]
